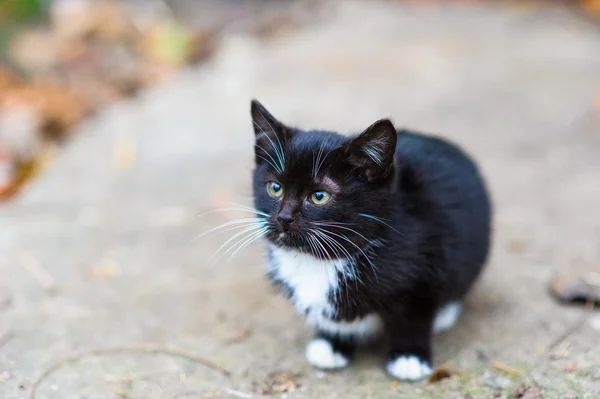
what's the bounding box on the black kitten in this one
[250,100,491,381]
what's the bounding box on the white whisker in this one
[209,224,266,263]
[316,227,378,280]
[358,213,400,233]
[194,218,267,240]
[227,226,269,259]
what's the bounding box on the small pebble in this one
[483,371,511,389]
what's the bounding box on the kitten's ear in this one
[344,119,397,181]
[251,100,291,171]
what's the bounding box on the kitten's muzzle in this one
[277,214,296,232]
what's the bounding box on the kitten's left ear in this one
[251,100,291,142]
[250,100,292,170]
[344,119,397,181]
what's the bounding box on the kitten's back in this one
[393,130,492,300]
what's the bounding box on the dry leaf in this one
[189,29,219,63]
[259,371,300,395]
[64,77,123,110]
[8,29,61,73]
[51,0,134,41]
[0,149,14,193]
[90,1,135,41]
[140,22,209,66]
[428,367,453,383]
[0,83,86,138]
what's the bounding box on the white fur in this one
[386,356,432,381]
[433,301,461,333]
[315,313,382,339]
[305,338,349,369]
[269,245,382,339]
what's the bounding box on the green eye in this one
[310,191,331,205]
[267,181,283,197]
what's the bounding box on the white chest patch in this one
[268,245,382,339]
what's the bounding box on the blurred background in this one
[1,0,599,398]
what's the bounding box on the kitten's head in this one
[251,100,397,259]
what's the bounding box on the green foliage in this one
[0,0,48,23]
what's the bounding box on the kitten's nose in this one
[277,214,295,232]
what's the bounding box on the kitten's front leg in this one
[305,332,354,370]
[384,303,435,381]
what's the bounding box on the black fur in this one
[250,100,491,375]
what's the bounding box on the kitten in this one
[250,100,491,381]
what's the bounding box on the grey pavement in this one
[1,1,600,398]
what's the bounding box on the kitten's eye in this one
[310,191,331,205]
[267,181,283,198]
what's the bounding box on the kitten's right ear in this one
[343,119,397,182]
[250,100,290,171]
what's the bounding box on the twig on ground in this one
[29,343,231,399]
[491,360,521,376]
[224,328,252,344]
[547,300,595,351]
[113,391,136,399]
[18,252,58,292]
[225,388,253,398]
[105,376,134,384]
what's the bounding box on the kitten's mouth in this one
[267,229,305,251]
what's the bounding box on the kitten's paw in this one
[386,355,432,381]
[305,338,350,370]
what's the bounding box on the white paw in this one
[433,301,462,333]
[386,355,432,381]
[305,338,349,370]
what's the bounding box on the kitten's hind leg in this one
[305,332,354,370]
[384,302,435,381]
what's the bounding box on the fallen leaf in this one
[8,29,61,73]
[428,367,453,383]
[0,148,14,193]
[0,99,44,154]
[50,0,134,41]
[140,22,214,66]
[0,82,86,138]
[258,371,300,395]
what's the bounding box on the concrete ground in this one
[2,1,600,398]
